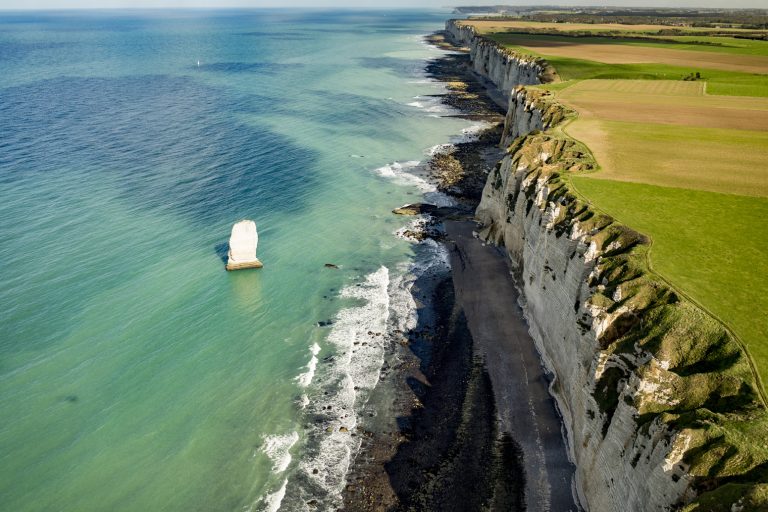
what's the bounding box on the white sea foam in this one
[430,121,491,154]
[288,266,390,508]
[296,343,321,387]
[373,160,455,207]
[388,240,450,340]
[373,159,421,180]
[395,217,426,241]
[289,238,451,509]
[426,142,454,156]
[261,479,287,512]
[422,120,491,178]
[407,96,447,114]
[261,432,299,473]
[458,122,489,142]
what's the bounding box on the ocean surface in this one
[0,9,477,511]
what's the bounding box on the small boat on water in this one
[226,220,262,270]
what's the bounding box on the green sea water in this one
[0,9,476,511]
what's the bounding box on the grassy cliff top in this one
[458,18,768,411]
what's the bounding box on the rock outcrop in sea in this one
[226,219,262,270]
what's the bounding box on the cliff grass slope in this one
[447,18,768,511]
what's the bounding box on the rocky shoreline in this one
[340,31,570,512]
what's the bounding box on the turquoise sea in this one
[0,9,478,511]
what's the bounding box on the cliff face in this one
[499,86,569,147]
[451,21,768,511]
[445,21,550,97]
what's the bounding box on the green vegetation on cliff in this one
[492,123,768,511]
[571,178,768,389]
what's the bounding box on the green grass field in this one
[645,35,768,56]
[488,32,768,57]
[544,56,768,96]
[570,177,768,388]
[464,19,768,36]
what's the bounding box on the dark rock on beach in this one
[392,203,437,215]
[383,281,525,512]
[423,32,507,119]
[427,125,505,201]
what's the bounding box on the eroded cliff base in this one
[424,32,508,117]
[427,124,505,201]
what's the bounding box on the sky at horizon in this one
[1,0,766,11]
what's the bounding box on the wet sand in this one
[446,220,578,511]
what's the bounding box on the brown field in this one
[551,80,768,197]
[462,20,765,34]
[565,80,706,95]
[555,79,768,131]
[481,34,768,73]
[564,118,768,197]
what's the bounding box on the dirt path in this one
[446,220,579,512]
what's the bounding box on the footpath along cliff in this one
[446,19,768,511]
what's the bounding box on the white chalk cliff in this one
[445,21,550,98]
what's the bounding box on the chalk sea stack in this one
[226,220,262,270]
